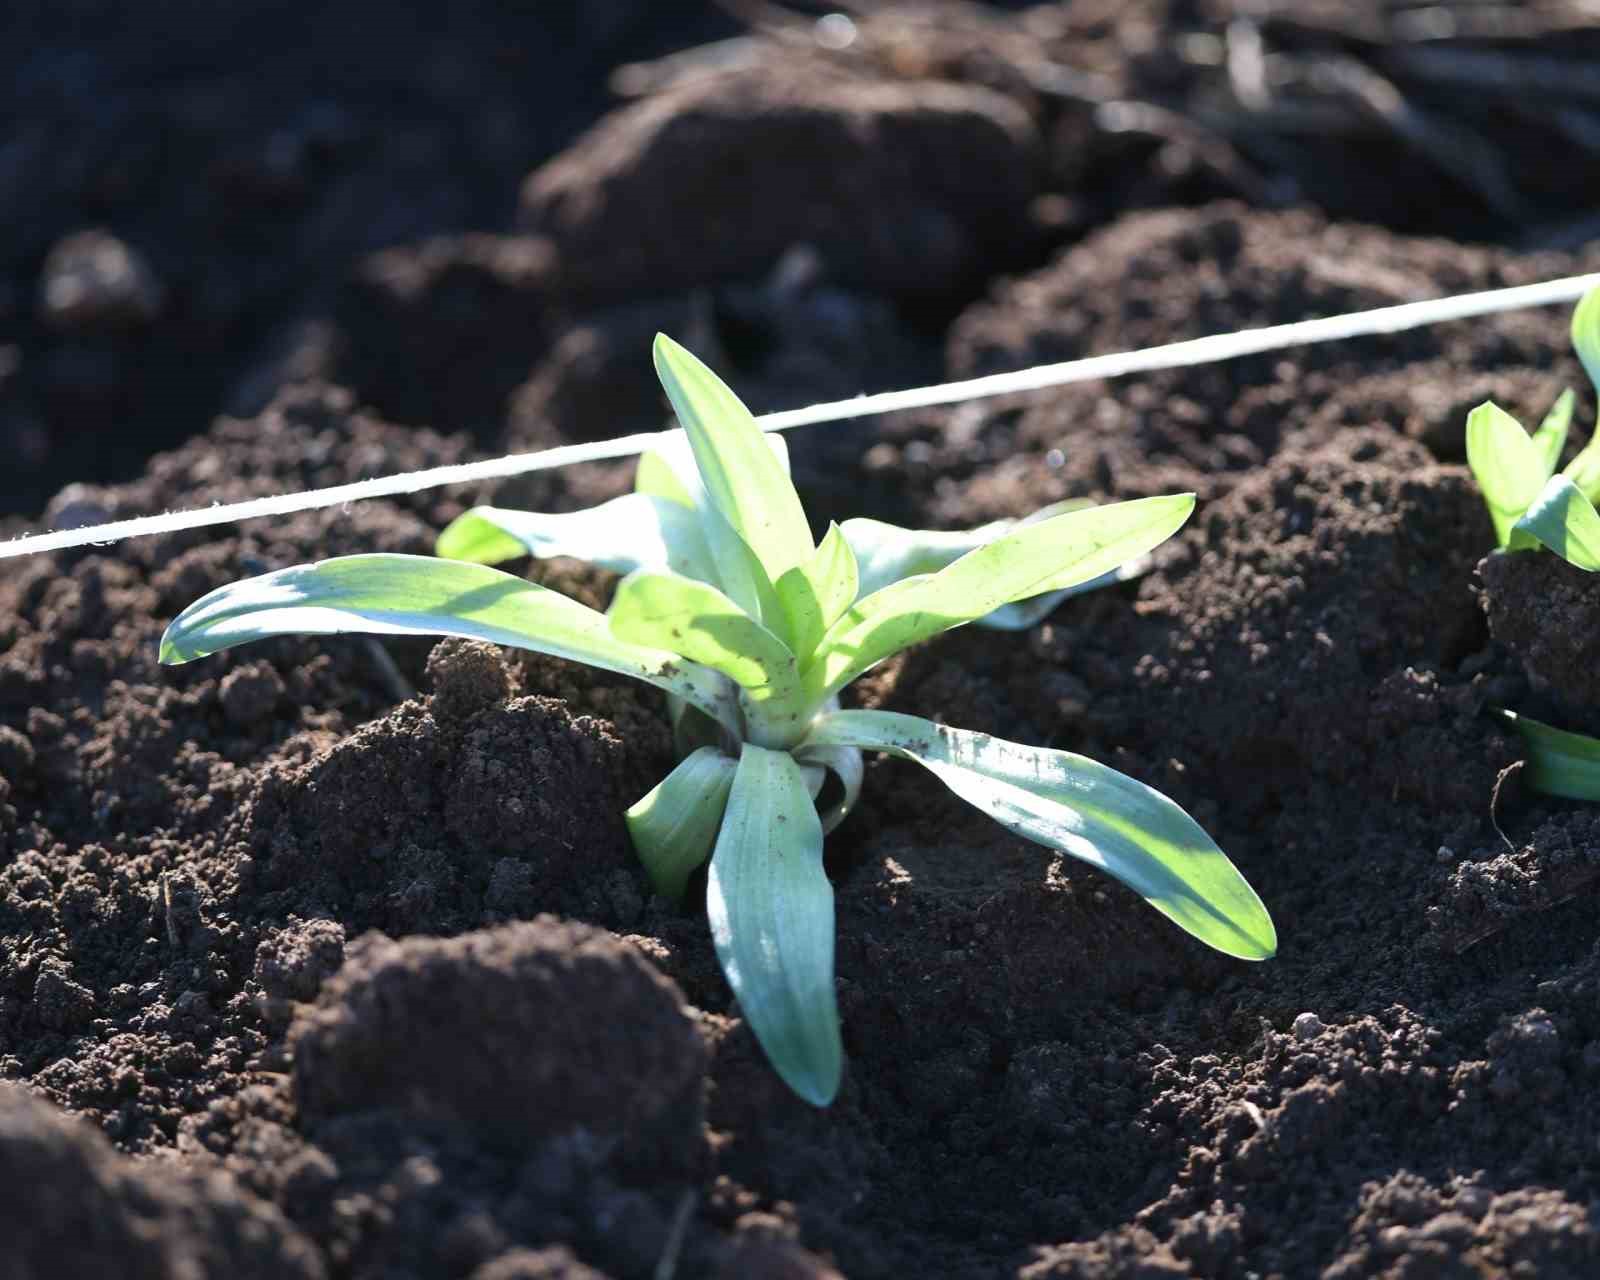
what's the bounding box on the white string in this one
[4,270,1596,561]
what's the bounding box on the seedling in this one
[1466,285,1600,569]
[162,337,1276,1105]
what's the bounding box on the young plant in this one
[1467,284,1600,569]
[161,337,1276,1105]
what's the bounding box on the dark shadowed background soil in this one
[4,3,1600,1278]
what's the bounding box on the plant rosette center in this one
[160,334,1276,1106]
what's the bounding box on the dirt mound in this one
[291,920,707,1171]
[849,204,1595,527]
[520,65,1039,304]
[0,1083,322,1280]
[1480,549,1600,708]
[0,2,740,516]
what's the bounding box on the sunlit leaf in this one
[436,494,714,582]
[804,494,1193,703]
[707,744,842,1106]
[634,442,698,509]
[803,710,1276,961]
[1510,474,1600,571]
[1532,388,1574,479]
[653,335,813,635]
[1466,401,1548,549]
[626,747,738,901]
[843,504,1154,633]
[609,570,808,747]
[775,522,860,661]
[1573,283,1600,398]
[158,554,742,734]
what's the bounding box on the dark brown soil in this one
[6,4,1600,1279]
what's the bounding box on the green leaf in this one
[626,747,738,901]
[843,499,1085,586]
[432,510,528,566]
[1466,401,1548,548]
[653,335,813,629]
[1556,376,1600,503]
[843,504,1154,633]
[803,710,1277,961]
[1510,474,1600,570]
[805,522,862,632]
[793,740,865,834]
[634,444,698,509]
[635,431,792,512]
[436,494,714,582]
[842,517,979,598]
[708,743,842,1107]
[1532,388,1575,479]
[1560,432,1600,508]
[158,554,742,734]
[804,494,1194,704]
[774,522,860,662]
[1493,708,1600,802]
[608,570,807,746]
[1573,283,1600,399]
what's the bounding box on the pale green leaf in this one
[804,494,1193,703]
[1511,474,1600,570]
[707,744,842,1107]
[436,494,713,582]
[1533,388,1575,479]
[774,565,825,668]
[706,504,788,629]
[608,570,807,746]
[634,433,784,623]
[635,430,791,512]
[158,554,741,734]
[634,444,698,509]
[793,740,865,834]
[432,509,527,566]
[805,521,862,632]
[626,747,738,901]
[1557,381,1600,503]
[653,335,813,628]
[841,517,980,598]
[843,503,1152,633]
[633,429,794,618]
[1573,283,1600,398]
[1561,433,1600,508]
[803,710,1277,961]
[774,522,860,662]
[1493,708,1600,802]
[1466,401,1547,548]
[843,500,1088,594]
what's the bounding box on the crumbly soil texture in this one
[5,4,1600,1279]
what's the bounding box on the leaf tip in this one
[653,331,693,373]
[783,1058,842,1108]
[1237,909,1278,961]
[157,628,188,666]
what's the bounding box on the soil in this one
[6,3,1600,1279]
